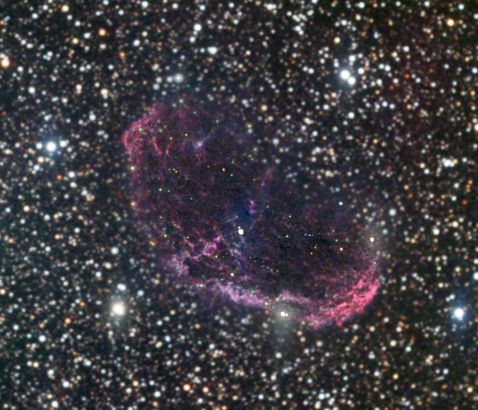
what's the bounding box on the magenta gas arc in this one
[123,97,380,329]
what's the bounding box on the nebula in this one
[123,97,380,329]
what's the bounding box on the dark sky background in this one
[0,1,477,409]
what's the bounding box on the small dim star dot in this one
[111,301,126,316]
[45,141,57,153]
[452,307,465,321]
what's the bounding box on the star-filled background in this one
[1,1,477,409]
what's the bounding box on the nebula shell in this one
[123,97,379,329]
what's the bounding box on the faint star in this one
[111,301,126,316]
[339,69,351,80]
[452,307,465,321]
[46,141,57,153]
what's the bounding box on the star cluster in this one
[0,1,477,409]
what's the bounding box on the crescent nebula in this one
[123,97,380,329]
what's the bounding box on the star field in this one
[0,1,477,409]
